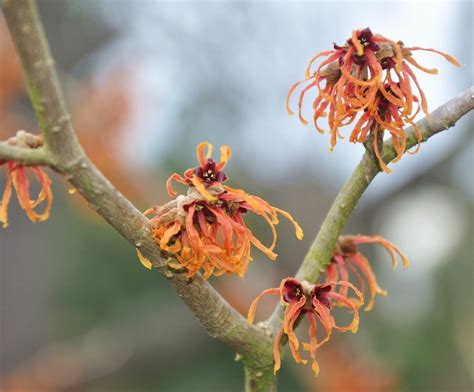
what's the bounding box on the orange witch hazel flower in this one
[248,277,363,376]
[287,27,462,172]
[0,131,53,228]
[142,142,303,278]
[327,234,409,311]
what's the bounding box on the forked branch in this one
[1,1,473,391]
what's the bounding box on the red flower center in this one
[313,285,332,309]
[282,279,304,304]
[194,158,228,186]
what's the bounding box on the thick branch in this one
[268,86,474,332]
[2,0,272,366]
[0,142,52,166]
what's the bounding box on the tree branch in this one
[2,0,272,367]
[268,86,474,332]
[0,142,52,166]
[3,1,473,391]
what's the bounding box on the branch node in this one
[33,57,54,69]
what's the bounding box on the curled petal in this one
[273,207,304,240]
[216,145,232,171]
[373,126,391,173]
[273,328,285,374]
[287,76,314,116]
[249,234,277,260]
[160,221,181,251]
[136,249,153,270]
[285,297,307,366]
[352,235,410,268]
[333,254,349,298]
[166,173,188,197]
[351,30,364,56]
[312,300,334,346]
[327,280,364,305]
[404,47,463,67]
[5,164,53,224]
[326,262,339,283]
[304,50,337,78]
[0,170,13,228]
[247,287,280,323]
[407,120,423,155]
[190,176,217,201]
[283,295,306,334]
[303,311,320,376]
[403,62,429,116]
[405,56,438,74]
[349,253,387,311]
[326,291,359,333]
[345,260,366,301]
[297,82,318,125]
[196,141,213,168]
[30,167,53,221]
[223,186,303,252]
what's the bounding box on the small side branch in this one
[0,142,52,166]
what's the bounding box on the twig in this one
[0,142,52,166]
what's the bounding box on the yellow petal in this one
[190,176,217,201]
[136,249,153,269]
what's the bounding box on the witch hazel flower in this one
[141,142,303,279]
[287,27,462,172]
[287,28,383,143]
[0,131,53,228]
[328,234,409,311]
[248,277,362,376]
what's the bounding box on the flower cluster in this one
[248,234,408,376]
[0,131,53,228]
[287,27,462,172]
[143,142,303,278]
[248,277,362,376]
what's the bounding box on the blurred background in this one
[0,1,473,391]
